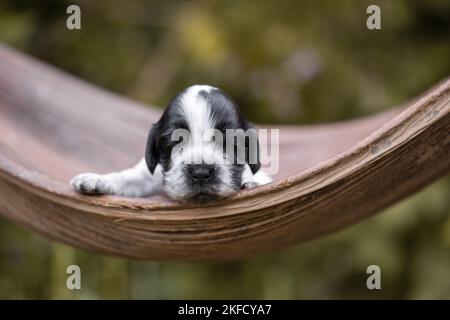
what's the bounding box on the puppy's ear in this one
[240,118,261,174]
[145,123,161,174]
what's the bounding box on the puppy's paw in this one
[70,173,113,195]
[241,182,258,190]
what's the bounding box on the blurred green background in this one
[0,0,449,299]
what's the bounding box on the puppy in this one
[71,85,271,202]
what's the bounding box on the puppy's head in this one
[145,85,260,203]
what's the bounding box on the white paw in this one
[241,182,258,189]
[70,173,114,195]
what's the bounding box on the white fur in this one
[242,165,272,185]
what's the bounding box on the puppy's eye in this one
[159,134,177,147]
[173,122,189,131]
[157,135,169,149]
[215,122,228,132]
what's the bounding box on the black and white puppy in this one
[71,85,271,202]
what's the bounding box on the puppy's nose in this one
[188,164,215,183]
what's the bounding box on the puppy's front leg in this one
[241,165,272,189]
[71,158,162,197]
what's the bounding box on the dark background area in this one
[0,0,449,299]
